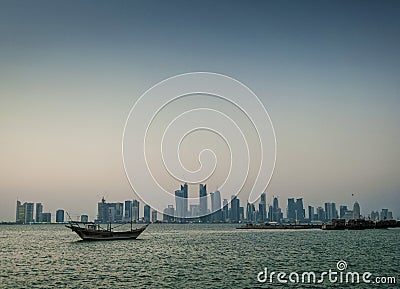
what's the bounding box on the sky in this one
[0,0,399,221]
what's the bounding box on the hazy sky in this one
[1,0,399,221]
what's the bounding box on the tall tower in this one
[16,201,25,224]
[246,202,256,222]
[230,195,240,223]
[353,201,361,219]
[199,184,208,218]
[175,190,185,218]
[36,203,43,223]
[210,190,222,222]
[259,193,267,223]
[287,198,296,221]
[132,200,140,221]
[273,196,279,210]
[222,198,228,222]
[272,197,282,223]
[324,202,332,221]
[24,203,34,224]
[124,200,132,221]
[181,183,188,218]
[175,183,188,221]
[308,205,314,222]
[295,198,305,221]
[97,197,108,223]
[151,210,158,223]
[144,205,151,223]
[339,205,348,219]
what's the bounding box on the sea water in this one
[0,224,398,288]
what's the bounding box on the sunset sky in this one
[1,0,399,221]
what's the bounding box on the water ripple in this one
[0,225,398,288]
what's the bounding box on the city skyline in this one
[4,185,400,222]
[11,187,397,224]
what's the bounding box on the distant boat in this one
[66,221,149,241]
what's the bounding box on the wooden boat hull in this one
[66,224,148,241]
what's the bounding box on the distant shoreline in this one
[0,222,69,225]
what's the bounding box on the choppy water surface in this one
[0,224,398,288]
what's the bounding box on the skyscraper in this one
[353,201,361,219]
[287,198,296,221]
[35,203,43,223]
[380,208,388,220]
[287,198,305,222]
[210,190,222,222]
[222,198,229,222]
[16,201,25,224]
[370,211,379,221]
[273,197,279,211]
[24,203,34,224]
[175,183,188,221]
[324,202,338,221]
[295,198,305,222]
[106,202,124,222]
[97,198,124,223]
[339,205,348,219]
[230,195,240,223]
[239,206,244,221]
[317,207,325,221]
[271,197,282,223]
[259,193,267,223]
[268,205,273,221]
[199,184,208,217]
[116,203,124,221]
[332,203,338,219]
[144,205,151,223]
[108,206,116,222]
[151,210,158,223]
[124,200,132,221]
[97,197,108,223]
[246,202,256,222]
[308,205,314,222]
[56,209,65,223]
[381,209,393,220]
[181,183,188,217]
[132,200,140,221]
